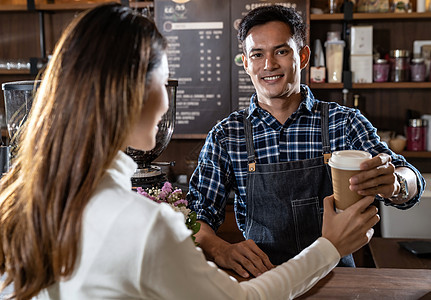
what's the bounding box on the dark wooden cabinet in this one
[308,9,431,172]
[0,1,153,119]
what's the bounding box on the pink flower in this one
[136,187,156,201]
[173,199,188,207]
[158,191,168,200]
[161,181,173,194]
[136,187,149,197]
[136,182,186,206]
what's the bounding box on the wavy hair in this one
[0,4,167,299]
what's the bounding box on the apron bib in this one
[244,102,354,267]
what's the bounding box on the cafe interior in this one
[0,0,430,298]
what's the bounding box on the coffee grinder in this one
[126,79,178,189]
[1,80,41,174]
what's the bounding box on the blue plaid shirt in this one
[187,85,425,233]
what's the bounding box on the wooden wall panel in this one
[43,11,77,54]
[0,12,40,59]
[0,11,76,115]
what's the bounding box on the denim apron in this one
[244,102,354,267]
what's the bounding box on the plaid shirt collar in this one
[247,84,316,129]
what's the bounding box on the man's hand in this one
[195,221,274,278]
[322,195,380,257]
[213,239,275,278]
[349,153,398,199]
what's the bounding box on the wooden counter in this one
[369,237,431,269]
[225,267,431,299]
[296,267,431,299]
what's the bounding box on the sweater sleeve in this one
[141,204,340,300]
[239,237,340,299]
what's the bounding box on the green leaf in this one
[189,211,197,223]
[191,223,200,234]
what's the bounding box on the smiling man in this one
[187,5,425,278]
[242,19,308,125]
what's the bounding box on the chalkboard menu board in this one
[154,0,305,136]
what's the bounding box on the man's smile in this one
[262,75,284,81]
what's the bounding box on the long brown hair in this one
[0,4,167,299]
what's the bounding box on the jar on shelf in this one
[390,0,412,12]
[406,119,427,151]
[410,58,426,82]
[373,59,389,82]
[389,49,410,82]
[357,0,390,12]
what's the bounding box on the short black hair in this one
[237,5,306,53]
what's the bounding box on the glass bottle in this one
[410,58,426,82]
[406,119,427,151]
[373,59,389,82]
[389,50,410,82]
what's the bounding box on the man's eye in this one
[251,53,262,59]
[277,49,288,55]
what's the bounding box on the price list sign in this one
[155,0,305,135]
[230,1,306,111]
[155,0,231,136]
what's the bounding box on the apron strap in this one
[244,102,332,169]
[320,102,332,163]
[244,108,256,172]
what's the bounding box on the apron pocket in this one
[291,197,322,252]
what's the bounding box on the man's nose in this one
[264,56,278,70]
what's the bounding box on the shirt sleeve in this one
[346,109,426,209]
[142,204,340,300]
[187,126,234,231]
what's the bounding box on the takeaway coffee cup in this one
[328,150,372,211]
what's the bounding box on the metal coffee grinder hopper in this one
[126,80,178,189]
[1,80,41,175]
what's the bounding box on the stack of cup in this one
[328,150,372,211]
[325,33,345,83]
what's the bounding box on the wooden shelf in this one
[0,4,27,11]
[310,12,431,21]
[310,82,431,89]
[400,151,431,158]
[309,83,343,89]
[0,69,31,75]
[0,1,152,11]
[310,13,345,20]
[353,82,431,89]
[37,1,152,10]
[129,1,152,9]
[36,2,105,10]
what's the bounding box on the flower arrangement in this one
[136,181,200,245]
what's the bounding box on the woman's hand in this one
[322,195,380,257]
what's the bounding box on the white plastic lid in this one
[328,150,372,170]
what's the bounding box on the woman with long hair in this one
[0,4,378,299]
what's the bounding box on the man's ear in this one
[242,53,249,74]
[299,45,310,69]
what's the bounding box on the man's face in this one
[242,21,308,103]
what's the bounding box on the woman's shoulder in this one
[90,185,187,234]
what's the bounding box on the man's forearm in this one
[195,221,231,261]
